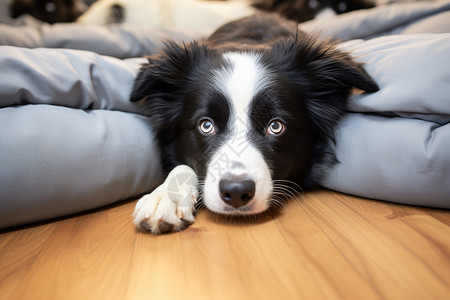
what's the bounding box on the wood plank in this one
[338,194,450,295]
[178,209,319,300]
[124,228,186,299]
[274,196,381,299]
[127,208,321,300]
[300,190,450,300]
[9,202,137,300]
[419,207,450,227]
[0,223,56,299]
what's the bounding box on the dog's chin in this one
[203,196,272,216]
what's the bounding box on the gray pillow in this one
[323,33,450,208]
[0,46,164,228]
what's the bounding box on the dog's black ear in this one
[272,36,379,137]
[130,40,204,102]
[305,44,379,94]
[305,40,379,136]
[130,40,205,133]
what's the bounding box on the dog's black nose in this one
[219,179,255,208]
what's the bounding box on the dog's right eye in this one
[199,119,216,135]
[266,120,285,136]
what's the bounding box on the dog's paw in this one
[132,165,198,234]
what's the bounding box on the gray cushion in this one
[0,47,164,228]
[323,34,450,208]
[300,0,450,40]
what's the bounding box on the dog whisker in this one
[272,179,304,195]
[272,186,299,199]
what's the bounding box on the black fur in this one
[10,0,85,23]
[131,13,378,188]
[251,0,375,22]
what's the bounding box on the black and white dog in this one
[131,13,378,234]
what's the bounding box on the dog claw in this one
[139,219,151,231]
[191,193,198,205]
[138,219,175,234]
[158,221,174,233]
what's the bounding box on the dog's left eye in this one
[199,119,216,135]
[266,120,285,135]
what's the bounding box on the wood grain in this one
[1,190,449,300]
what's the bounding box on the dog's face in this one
[178,51,316,214]
[131,36,378,215]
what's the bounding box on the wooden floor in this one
[1,189,449,300]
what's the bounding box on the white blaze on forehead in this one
[203,52,273,215]
[213,52,271,166]
[214,52,270,122]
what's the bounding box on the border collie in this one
[131,13,378,234]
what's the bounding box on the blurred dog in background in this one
[251,0,375,22]
[10,0,88,23]
[9,0,375,25]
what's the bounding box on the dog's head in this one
[131,35,378,215]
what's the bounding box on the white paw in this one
[133,165,198,234]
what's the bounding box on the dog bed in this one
[1,0,449,229]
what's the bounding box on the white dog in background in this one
[78,0,255,31]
